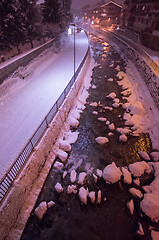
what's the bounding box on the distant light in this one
[91,21,94,24]
[81,29,84,32]
[68,27,72,35]
[108,18,111,20]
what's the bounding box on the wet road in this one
[21,34,154,240]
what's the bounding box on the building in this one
[123,0,159,50]
[84,1,122,27]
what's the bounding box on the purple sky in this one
[71,0,124,9]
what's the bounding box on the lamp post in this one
[69,23,76,83]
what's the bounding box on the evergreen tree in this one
[61,0,72,23]
[42,0,61,24]
[20,0,41,48]
[0,0,26,53]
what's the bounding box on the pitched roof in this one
[101,1,122,9]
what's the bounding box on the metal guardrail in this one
[109,31,159,77]
[0,31,90,203]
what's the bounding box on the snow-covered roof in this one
[101,1,122,9]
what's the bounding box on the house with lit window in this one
[84,1,122,27]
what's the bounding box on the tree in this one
[0,0,26,53]
[20,0,41,48]
[42,0,61,24]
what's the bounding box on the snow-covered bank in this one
[0,39,93,240]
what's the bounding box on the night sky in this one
[71,0,124,9]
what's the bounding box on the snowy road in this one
[0,31,89,180]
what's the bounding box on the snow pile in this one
[116,71,125,80]
[55,182,64,193]
[54,149,68,163]
[133,178,140,186]
[67,185,78,194]
[78,172,87,185]
[129,161,151,177]
[93,111,98,115]
[93,174,98,183]
[34,202,47,220]
[103,162,122,184]
[95,137,109,145]
[64,131,79,144]
[79,187,89,204]
[68,116,79,128]
[47,200,55,208]
[140,162,159,222]
[58,139,71,152]
[127,199,134,215]
[121,167,132,184]
[70,169,77,183]
[116,127,131,135]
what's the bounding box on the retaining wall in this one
[0,39,54,84]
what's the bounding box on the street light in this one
[69,23,76,83]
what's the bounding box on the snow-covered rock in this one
[54,161,64,170]
[133,178,140,186]
[108,123,115,131]
[129,188,143,199]
[104,106,113,111]
[47,201,55,208]
[137,222,144,236]
[55,182,64,193]
[63,170,67,179]
[116,127,131,135]
[67,185,78,194]
[79,187,89,204]
[93,111,98,115]
[97,190,101,204]
[103,162,122,184]
[129,161,151,177]
[138,151,150,161]
[150,152,159,162]
[55,149,68,163]
[151,230,159,240]
[70,170,77,183]
[34,202,47,220]
[92,84,96,89]
[127,199,134,215]
[93,174,98,183]
[98,117,107,122]
[89,191,95,203]
[122,167,132,184]
[96,169,102,178]
[107,92,116,99]
[95,137,109,145]
[119,134,128,142]
[90,102,98,107]
[78,172,87,185]
[106,121,110,125]
[108,132,113,136]
[112,102,120,108]
[108,78,113,82]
